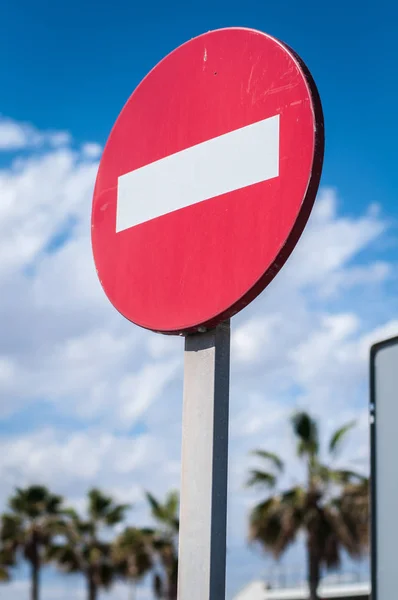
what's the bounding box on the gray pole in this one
[177,320,230,600]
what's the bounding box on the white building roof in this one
[233,580,370,600]
[234,580,267,600]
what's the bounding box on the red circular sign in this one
[91,28,324,334]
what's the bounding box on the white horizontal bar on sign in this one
[116,114,280,233]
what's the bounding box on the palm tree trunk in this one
[307,543,320,600]
[167,580,177,599]
[155,553,177,599]
[167,569,178,599]
[31,560,39,600]
[87,574,97,600]
[30,532,40,600]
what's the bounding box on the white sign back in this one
[371,335,398,600]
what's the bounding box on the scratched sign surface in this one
[91,27,324,334]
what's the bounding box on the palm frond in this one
[140,527,156,538]
[329,421,356,457]
[323,535,341,569]
[165,491,179,518]
[46,544,81,573]
[146,491,179,533]
[112,527,153,580]
[292,412,319,457]
[327,469,367,486]
[0,546,14,566]
[338,480,370,546]
[323,506,363,559]
[250,498,294,557]
[88,489,113,520]
[246,470,277,489]
[251,450,284,472]
[281,486,306,505]
[145,492,164,521]
[46,495,63,515]
[0,514,23,543]
[145,491,178,594]
[249,487,304,557]
[105,505,129,526]
[9,486,62,519]
[61,508,79,521]
[96,562,114,589]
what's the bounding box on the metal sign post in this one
[370,335,398,600]
[178,321,230,600]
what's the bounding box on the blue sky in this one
[1,0,397,217]
[0,1,397,599]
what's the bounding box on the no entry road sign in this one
[91,27,324,334]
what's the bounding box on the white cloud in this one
[0,116,393,597]
[0,356,15,386]
[0,149,97,274]
[283,187,386,288]
[116,359,181,426]
[290,312,360,387]
[317,261,391,299]
[0,115,71,150]
[0,426,180,536]
[232,315,284,364]
[81,141,102,158]
[48,131,72,147]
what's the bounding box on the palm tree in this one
[112,526,153,600]
[247,412,369,600]
[338,477,369,548]
[0,485,64,600]
[49,488,129,600]
[146,491,179,600]
[0,545,13,583]
[0,553,11,583]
